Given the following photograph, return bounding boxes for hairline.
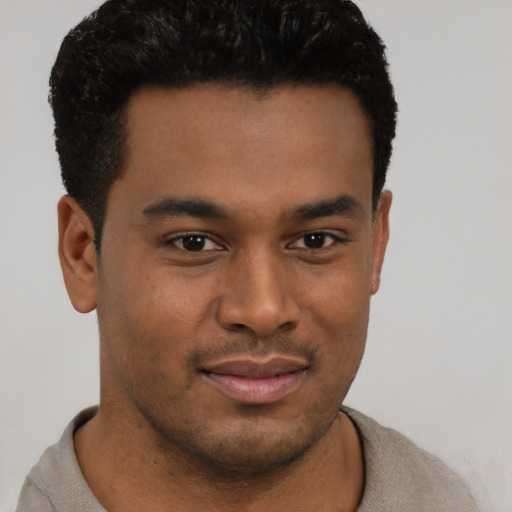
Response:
[93,80,379,251]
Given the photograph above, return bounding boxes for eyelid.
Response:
[287,230,347,249]
[160,229,347,252]
[164,232,225,251]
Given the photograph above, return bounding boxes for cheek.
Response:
[97,258,218,370]
[298,257,371,384]
[298,254,372,329]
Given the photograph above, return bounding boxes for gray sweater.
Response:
[16,406,478,511]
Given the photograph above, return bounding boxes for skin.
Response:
[58,84,391,512]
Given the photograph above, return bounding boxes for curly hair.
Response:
[50,0,397,246]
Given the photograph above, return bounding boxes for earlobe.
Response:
[57,195,98,313]
[371,190,392,295]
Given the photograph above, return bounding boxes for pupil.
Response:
[304,233,325,249]
[183,235,206,251]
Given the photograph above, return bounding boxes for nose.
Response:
[216,249,301,337]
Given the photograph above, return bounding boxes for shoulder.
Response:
[16,475,55,512]
[16,407,105,512]
[342,407,479,512]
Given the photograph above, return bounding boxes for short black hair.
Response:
[50,0,397,247]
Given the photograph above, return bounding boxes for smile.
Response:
[201,357,308,404]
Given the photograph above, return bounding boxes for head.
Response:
[50,0,396,249]
[55,0,396,476]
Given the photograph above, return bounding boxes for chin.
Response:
[155,413,336,478]
[180,436,313,477]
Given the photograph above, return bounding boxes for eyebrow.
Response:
[143,197,229,220]
[142,193,366,223]
[291,194,366,222]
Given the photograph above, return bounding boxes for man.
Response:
[16,1,478,511]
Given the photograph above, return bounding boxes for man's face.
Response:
[93,84,389,471]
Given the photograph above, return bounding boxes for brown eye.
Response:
[288,231,345,251]
[181,235,207,251]
[167,233,223,253]
[303,232,326,249]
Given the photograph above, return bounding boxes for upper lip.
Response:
[202,356,308,379]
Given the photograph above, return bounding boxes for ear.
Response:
[371,190,392,295]
[57,195,98,313]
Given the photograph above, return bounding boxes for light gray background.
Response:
[1,1,511,511]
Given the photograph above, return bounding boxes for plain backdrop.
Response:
[1,1,511,511]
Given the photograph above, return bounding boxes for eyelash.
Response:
[165,233,223,253]
[164,231,346,253]
[288,231,346,250]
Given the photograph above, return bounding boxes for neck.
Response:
[74,402,364,512]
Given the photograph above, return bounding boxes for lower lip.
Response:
[203,370,306,404]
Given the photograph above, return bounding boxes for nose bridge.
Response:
[217,245,300,335]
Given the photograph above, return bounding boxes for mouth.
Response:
[201,356,308,405]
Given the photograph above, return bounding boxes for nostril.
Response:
[216,288,302,336]
[280,321,297,331]
[228,323,249,332]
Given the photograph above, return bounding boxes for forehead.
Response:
[110,84,373,222]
